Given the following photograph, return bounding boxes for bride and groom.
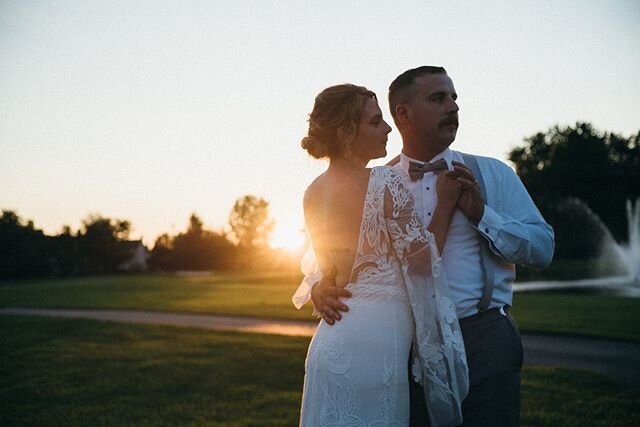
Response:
[293,66,554,426]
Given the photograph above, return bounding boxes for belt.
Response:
[459,306,509,328]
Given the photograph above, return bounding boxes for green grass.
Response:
[516,258,624,281]
[2,273,640,341]
[512,292,640,341]
[0,315,308,426]
[1,316,638,427]
[0,273,314,320]
[520,366,640,427]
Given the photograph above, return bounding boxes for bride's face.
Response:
[350,98,392,162]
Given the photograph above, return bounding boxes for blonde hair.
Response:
[301,84,377,159]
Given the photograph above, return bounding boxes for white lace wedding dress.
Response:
[294,166,469,427]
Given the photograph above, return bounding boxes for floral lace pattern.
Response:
[379,167,469,427]
[299,166,468,427]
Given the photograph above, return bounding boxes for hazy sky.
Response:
[1,0,638,248]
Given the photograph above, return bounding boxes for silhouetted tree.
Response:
[173,214,213,270]
[49,225,78,276]
[228,195,275,249]
[509,122,640,258]
[149,233,175,271]
[77,215,132,274]
[1,211,151,278]
[0,210,49,278]
[149,213,237,271]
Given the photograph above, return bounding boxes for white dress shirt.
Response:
[397,149,554,318]
[292,149,555,318]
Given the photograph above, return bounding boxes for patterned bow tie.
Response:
[408,158,449,181]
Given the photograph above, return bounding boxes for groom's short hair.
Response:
[388,66,447,123]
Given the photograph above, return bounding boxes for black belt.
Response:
[459,306,509,328]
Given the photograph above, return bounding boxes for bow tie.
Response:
[408,158,449,181]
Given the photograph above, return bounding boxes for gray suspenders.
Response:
[460,153,495,312]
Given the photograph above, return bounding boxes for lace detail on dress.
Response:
[350,169,390,285]
[350,167,427,289]
[346,282,407,302]
[319,374,366,427]
[379,166,469,427]
[317,323,367,427]
[299,166,467,427]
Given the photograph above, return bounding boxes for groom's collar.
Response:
[399,148,453,171]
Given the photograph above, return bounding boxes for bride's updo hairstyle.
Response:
[301,84,377,159]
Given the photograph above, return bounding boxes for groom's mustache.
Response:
[439,115,459,128]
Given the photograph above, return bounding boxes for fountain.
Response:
[515,198,640,297]
[621,198,640,283]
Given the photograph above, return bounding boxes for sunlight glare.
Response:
[270,224,305,252]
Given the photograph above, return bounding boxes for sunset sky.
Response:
[1,0,638,249]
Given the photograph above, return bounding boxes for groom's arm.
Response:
[477,167,554,269]
[310,269,351,326]
[454,160,554,269]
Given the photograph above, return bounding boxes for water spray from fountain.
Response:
[622,198,640,284]
[516,198,640,296]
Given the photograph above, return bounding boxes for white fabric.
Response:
[397,149,554,318]
[398,150,484,318]
[299,166,468,427]
[292,244,323,310]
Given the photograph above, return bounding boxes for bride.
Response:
[293,84,469,426]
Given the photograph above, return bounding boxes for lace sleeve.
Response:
[291,239,323,310]
[383,171,434,276]
[383,167,469,427]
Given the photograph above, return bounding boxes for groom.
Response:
[311,66,554,426]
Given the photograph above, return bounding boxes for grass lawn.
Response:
[512,291,640,341]
[1,315,306,427]
[0,273,315,321]
[1,316,638,427]
[2,273,640,341]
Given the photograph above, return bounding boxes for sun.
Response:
[270,224,305,252]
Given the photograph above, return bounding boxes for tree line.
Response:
[3,122,637,279]
[0,195,294,279]
[509,122,639,260]
[0,212,134,278]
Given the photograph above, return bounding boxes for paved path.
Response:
[521,333,640,384]
[2,307,639,384]
[0,307,317,337]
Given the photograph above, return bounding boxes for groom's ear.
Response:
[394,104,410,127]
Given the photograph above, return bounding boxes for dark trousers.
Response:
[410,308,523,427]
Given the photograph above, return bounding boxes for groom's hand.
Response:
[310,267,351,325]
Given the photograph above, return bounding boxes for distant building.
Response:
[118,240,150,272]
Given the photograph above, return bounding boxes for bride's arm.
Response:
[427,170,462,254]
[384,169,460,266]
[384,168,469,427]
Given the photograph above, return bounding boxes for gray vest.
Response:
[460,153,495,311]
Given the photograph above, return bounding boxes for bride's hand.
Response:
[452,161,485,225]
[310,267,351,325]
[436,170,462,210]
